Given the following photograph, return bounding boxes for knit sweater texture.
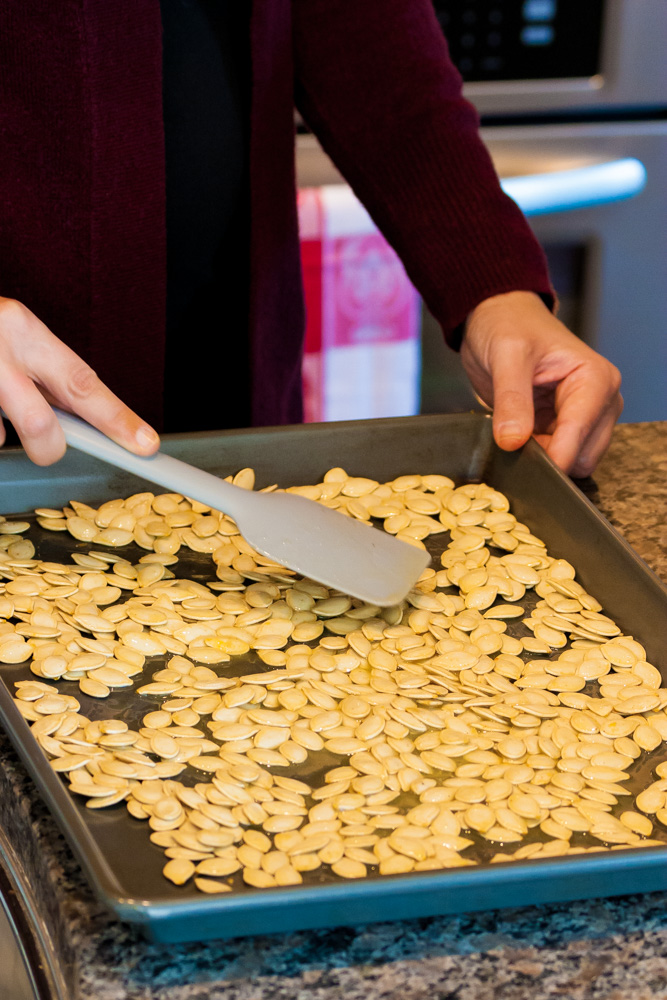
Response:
[0,0,553,432]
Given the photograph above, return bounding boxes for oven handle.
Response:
[501,157,646,216]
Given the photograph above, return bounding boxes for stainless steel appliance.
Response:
[434,0,666,113]
[296,0,667,423]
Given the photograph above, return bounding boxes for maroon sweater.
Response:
[0,0,552,432]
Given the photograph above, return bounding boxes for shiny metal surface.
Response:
[0,844,63,1000]
[0,825,70,1000]
[0,896,39,1000]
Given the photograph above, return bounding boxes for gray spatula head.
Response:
[233,488,430,605]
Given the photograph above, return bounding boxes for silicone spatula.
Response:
[49,408,430,606]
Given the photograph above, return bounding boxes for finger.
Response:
[489,342,536,451]
[0,370,66,465]
[546,369,621,474]
[21,333,160,456]
[569,392,623,478]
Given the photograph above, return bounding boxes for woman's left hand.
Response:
[460,290,623,477]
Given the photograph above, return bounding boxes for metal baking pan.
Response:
[0,413,665,943]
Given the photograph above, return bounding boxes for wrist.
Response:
[465,290,547,332]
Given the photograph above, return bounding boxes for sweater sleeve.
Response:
[292,0,555,347]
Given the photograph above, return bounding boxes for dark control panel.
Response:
[432,0,605,82]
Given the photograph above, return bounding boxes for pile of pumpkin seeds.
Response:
[1,467,666,894]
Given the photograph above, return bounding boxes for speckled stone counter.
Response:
[1,422,666,1000]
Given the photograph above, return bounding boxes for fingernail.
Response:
[136,425,159,449]
[497,422,524,446]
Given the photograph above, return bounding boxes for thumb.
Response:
[490,342,536,452]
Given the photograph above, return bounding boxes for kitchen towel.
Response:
[299,186,421,423]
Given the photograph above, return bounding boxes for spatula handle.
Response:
[51,408,242,518]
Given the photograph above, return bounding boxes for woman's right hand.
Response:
[0,297,160,466]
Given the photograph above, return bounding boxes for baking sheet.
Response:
[0,413,666,943]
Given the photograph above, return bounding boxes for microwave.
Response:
[432,0,667,116]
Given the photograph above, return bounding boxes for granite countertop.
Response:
[1,421,666,1000]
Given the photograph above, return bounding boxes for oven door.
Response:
[297,120,667,424]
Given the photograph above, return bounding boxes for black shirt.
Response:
[159,0,251,433]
